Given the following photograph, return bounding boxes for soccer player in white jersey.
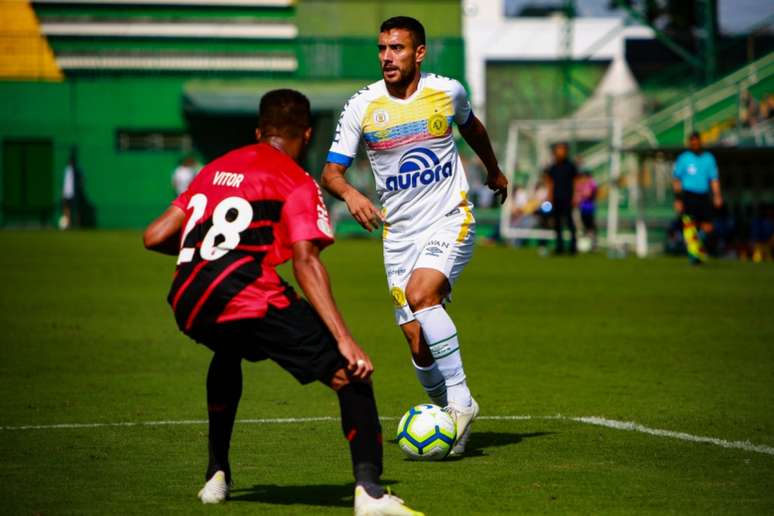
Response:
[321,16,508,456]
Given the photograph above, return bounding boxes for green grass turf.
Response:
[0,230,773,515]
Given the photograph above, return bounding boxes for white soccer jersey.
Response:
[327,73,474,240]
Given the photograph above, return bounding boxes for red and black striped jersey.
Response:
[167,143,334,333]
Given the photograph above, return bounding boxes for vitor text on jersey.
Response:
[212,171,245,188]
[386,147,452,192]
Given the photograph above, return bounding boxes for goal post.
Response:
[500,116,650,257]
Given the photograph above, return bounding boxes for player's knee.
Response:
[326,368,350,391]
[405,288,440,312]
[326,368,372,391]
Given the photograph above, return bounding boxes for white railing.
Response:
[578,52,774,170]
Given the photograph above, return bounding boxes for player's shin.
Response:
[206,353,242,483]
[413,305,471,408]
[336,381,384,498]
[412,359,448,406]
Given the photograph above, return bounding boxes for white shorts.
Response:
[383,207,475,325]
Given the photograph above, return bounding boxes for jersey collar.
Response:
[384,73,425,105]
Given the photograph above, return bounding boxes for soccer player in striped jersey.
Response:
[144,89,421,516]
[321,17,508,456]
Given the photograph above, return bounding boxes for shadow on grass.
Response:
[466,430,556,452]
[390,430,556,461]
[229,479,399,507]
[463,430,556,457]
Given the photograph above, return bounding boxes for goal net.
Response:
[500,116,652,257]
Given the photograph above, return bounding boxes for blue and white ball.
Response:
[396,404,456,460]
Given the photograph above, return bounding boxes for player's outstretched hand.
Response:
[338,337,374,380]
[343,190,383,232]
[487,171,509,205]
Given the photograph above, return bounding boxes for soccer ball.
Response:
[396,404,456,460]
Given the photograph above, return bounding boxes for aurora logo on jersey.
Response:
[385,147,452,192]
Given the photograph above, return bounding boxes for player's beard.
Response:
[383,61,418,89]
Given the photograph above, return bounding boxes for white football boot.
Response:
[445,397,480,456]
[197,470,229,504]
[354,485,424,516]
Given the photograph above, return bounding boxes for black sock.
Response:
[205,352,242,483]
[337,381,383,495]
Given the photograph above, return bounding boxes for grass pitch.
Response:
[0,230,773,515]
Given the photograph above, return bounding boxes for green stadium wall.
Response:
[0,78,188,228]
[297,0,461,38]
[0,0,464,228]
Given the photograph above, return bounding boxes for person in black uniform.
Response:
[544,142,578,255]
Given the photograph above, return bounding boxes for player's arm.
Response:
[672,158,684,213]
[323,92,383,232]
[709,156,723,208]
[672,177,683,194]
[143,205,185,255]
[321,163,383,232]
[458,115,508,204]
[543,170,554,202]
[571,164,581,206]
[711,179,722,208]
[672,178,684,214]
[291,240,373,380]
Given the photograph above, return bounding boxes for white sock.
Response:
[412,359,447,406]
[413,305,472,408]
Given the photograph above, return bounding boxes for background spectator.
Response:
[574,170,598,251]
[172,154,200,196]
[544,142,578,255]
[58,147,83,230]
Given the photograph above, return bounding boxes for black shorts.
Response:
[682,191,713,223]
[580,211,595,231]
[187,298,346,385]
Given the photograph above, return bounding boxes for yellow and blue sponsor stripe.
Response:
[363,116,452,150]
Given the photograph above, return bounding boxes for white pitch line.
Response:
[572,416,774,456]
[0,417,339,431]
[478,415,563,421]
[0,415,534,431]
[1,415,772,457]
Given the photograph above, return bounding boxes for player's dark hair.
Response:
[380,16,426,47]
[258,89,311,138]
[689,131,701,140]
